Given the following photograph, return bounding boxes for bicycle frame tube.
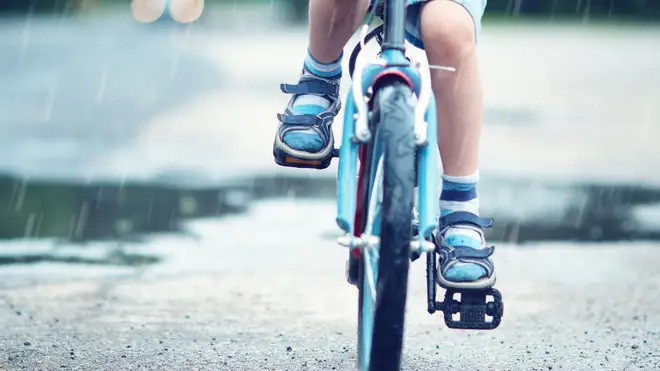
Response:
[382,0,407,51]
[336,0,439,242]
[418,96,439,239]
[336,89,359,234]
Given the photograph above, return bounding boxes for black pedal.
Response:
[436,287,503,330]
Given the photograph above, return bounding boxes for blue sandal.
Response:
[434,211,497,289]
[273,70,341,169]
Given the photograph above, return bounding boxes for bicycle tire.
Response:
[365,79,416,371]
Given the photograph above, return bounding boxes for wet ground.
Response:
[1,5,660,370]
[1,200,659,370]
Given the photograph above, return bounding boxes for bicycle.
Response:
[275,0,504,369]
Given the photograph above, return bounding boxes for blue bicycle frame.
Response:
[334,0,439,369]
[336,0,438,253]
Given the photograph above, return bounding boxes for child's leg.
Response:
[309,0,370,63]
[419,0,495,288]
[422,0,484,177]
[274,0,370,163]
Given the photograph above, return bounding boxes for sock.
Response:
[284,49,342,152]
[440,172,480,217]
[291,48,342,115]
[439,172,486,281]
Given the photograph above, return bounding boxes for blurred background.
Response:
[0,0,658,272]
[0,1,659,369]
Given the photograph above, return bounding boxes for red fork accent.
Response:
[373,70,413,89]
[351,144,369,260]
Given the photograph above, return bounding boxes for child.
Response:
[273,0,494,289]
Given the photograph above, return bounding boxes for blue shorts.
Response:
[391,0,487,49]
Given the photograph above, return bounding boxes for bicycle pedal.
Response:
[273,148,337,170]
[284,156,324,167]
[436,288,503,330]
[273,155,330,170]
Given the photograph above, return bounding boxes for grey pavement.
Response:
[1,8,660,371]
[1,200,660,370]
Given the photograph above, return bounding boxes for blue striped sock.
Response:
[303,48,343,79]
[292,49,343,116]
[439,172,480,217]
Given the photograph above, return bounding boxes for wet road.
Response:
[2,200,660,370]
[1,7,660,370]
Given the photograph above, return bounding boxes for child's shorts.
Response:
[374,0,487,49]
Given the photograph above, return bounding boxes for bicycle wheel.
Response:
[357,79,416,371]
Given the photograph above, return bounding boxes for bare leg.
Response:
[421,0,482,177]
[308,0,370,63]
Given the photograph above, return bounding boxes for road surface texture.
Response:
[1,201,659,370]
[1,5,660,371]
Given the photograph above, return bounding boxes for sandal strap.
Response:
[277,112,320,126]
[437,244,495,277]
[446,245,495,260]
[439,211,494,230]
[280,78,339,96]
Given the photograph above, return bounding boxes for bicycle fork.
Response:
[334,53,503,331]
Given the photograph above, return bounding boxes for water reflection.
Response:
[4,172,658,247]
[0,173,250,242]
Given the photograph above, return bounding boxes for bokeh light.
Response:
[131,0,166,23]
[169,0,204,24]
[131,0,203,24]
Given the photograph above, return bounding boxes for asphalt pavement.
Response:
[1,6,660,371]
[1,200,659,370]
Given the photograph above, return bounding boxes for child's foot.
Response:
[434,211,496,289]
[273,50,342,168]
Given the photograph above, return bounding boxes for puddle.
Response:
[0,172,659,269]
[0,251,158,267]
[249,173,660,244]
